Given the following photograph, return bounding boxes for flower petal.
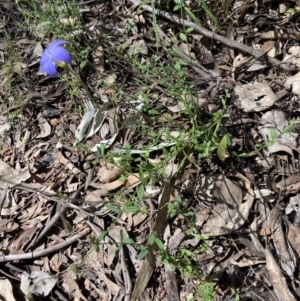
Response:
[39,59,58,76]
[40,49,51,65]
[51,47,72,64]
[47,39,69,50]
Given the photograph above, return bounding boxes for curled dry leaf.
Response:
[164,262,180,301]
[36,117,51,138]
[57,150,82,175]
[89,173,142,195]
[0,115,11,136]
[97,162,126,183]
[0,219,18,233]
[105,226,129,266]
[276,172,300,195]
[269,207,296,279]
[75,95,97,142]
[0,190,18,216]
[129,38,148,55]
[287,222,300,257]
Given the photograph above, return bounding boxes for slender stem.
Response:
[66,65,101,110]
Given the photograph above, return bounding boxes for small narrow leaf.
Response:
[105,204,120,213]
[154,237,165,250]
[217,135,228,161]
[179,33,187,42]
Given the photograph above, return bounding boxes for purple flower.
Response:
[39,40,72,76]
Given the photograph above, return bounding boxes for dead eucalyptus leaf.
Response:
[259,110,298,156]
[62,270,88,301]
[0,278,16,301]
[36,117,51,138]
[97,162,125,183]
[21,271,57,297]
[202,179,254,236]
[284,71,300,96]
[57,150,82,175]
[234,83,279,112]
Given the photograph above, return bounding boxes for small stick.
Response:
[0,185,7,215]
[121,247,133,301]
[27,189,82,250]
[0,228,90,262]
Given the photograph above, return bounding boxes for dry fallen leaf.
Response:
[234,83,279,112]
[57,150,82,175]
[10,227,39,253]
[36,117,52,138]
[250,219,297,301]
[97,162,126,183]
[21,271,57,297]
[277,172,300,195]
[0,278,16,301]
[202,178,254,236]
[62,270,88,301]
[259,110,298,156]
[284,71,300,96]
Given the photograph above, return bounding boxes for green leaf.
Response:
[123,206,140,214]
[149,233,156,245]
[217,135,228,161]
[183,6,202,27]
[105,204,120,213]
[155,237,165,250]
[285,8,296,14]
[137,184,144,200]
[97,230,108,243]
[138,249,149,260]
[122,238,135,245]
[179,33,187,42]
[193,0,219,29]
[173,4,182,11]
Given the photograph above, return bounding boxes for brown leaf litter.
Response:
[2,0,300,300]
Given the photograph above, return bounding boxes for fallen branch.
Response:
[130,0,297,73]
[0,228,90,262]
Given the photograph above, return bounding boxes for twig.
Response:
[54,289,69,301]
[27,189,82,250]
[129,0,297,72]
[27,203,69,250]
[14,184,94,217]
[0,267,20,281]
[0,185,7,215]
[0,228,90,262]
[76,0,101,5]
[120,247,133,301]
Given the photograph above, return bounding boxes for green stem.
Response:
[66,65,101,110]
